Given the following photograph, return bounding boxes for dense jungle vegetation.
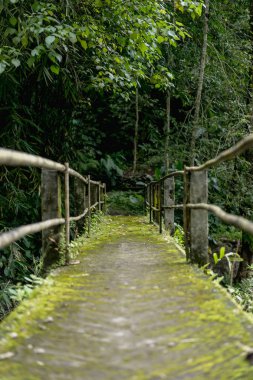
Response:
[1,0,253,316]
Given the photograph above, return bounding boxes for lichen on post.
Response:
[41,169,63,271]
[74,178,86,235]
[164,177,175,235]
[189,170,208,266]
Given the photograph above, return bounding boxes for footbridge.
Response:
[1,136,253,379]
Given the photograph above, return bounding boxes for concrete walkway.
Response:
[0,216,253,379]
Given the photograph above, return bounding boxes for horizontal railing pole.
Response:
[70,209,89,222]
[148,171,184,185]
[90,180,100,185]
[0,218,65,250]
[187,203,253,235]
[162,204,184,209]
[185,134,253,172]
[69,168,88,184]
[91,201,99,210]
[0,148,65,172]
[161,171,184,181]
[0,147,107,261]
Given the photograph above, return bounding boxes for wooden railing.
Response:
[146,134,253,266]
[0,148,106,270]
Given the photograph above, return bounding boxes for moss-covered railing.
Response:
[0,148,106,270]
[146,134,253,266]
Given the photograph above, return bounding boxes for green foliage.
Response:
[213,246,225,265]
[100,155,123,187]
[227,271,253,313]
[7,275,45,303]
[173,223,185,247]
[89,211,106,234]
[210,246,243,286]
[107,191,144,215]
[0,274,45,320]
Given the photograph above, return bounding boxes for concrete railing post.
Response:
[98,183,102,211]
[64,163,70,264]
[74,178,86,235]
[90,183,96,209]
[189,170,208,266]
[159,182,162,233]
[149,185,152,223]
[154,184,159,224]
[164,177,175,235]
[102,183,106,212]
[88,175,91,236]
[41,169,62,270]
[183,169,190,260]
[143,186,147,215]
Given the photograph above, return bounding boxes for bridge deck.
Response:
[0,216,253,379]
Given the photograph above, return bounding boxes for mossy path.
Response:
[0,216,253,379]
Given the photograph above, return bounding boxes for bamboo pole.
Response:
[186,134,253,172]
[0,148,65,171]
[187,203,253,236]
[0,218,64,250]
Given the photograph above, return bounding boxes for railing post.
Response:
[98,182,101,211]
[88,175,91,236]
[189,170,208,266]
[164,177,175,234]
[41,169,62,270]
[149,184,152,223]
[64,163,70,264]
[153,184,158,224]
[103,183,106,211]
[159,181,162,233]
[183,168,190,260]
[74,178,86,236]
[90,183,96,209]
[143,185,147,215]
[152,184,155,222]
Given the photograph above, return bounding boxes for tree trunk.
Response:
[164,1,176,174]
[164,91,171,174]
[190,0,209,165]
[133,86,139,174]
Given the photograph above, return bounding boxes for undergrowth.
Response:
[107,191,144,215]
[228,276,253,313]
[0,211,105,320]
[166,222,253,315]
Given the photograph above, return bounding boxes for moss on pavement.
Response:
[0,216,253,379]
